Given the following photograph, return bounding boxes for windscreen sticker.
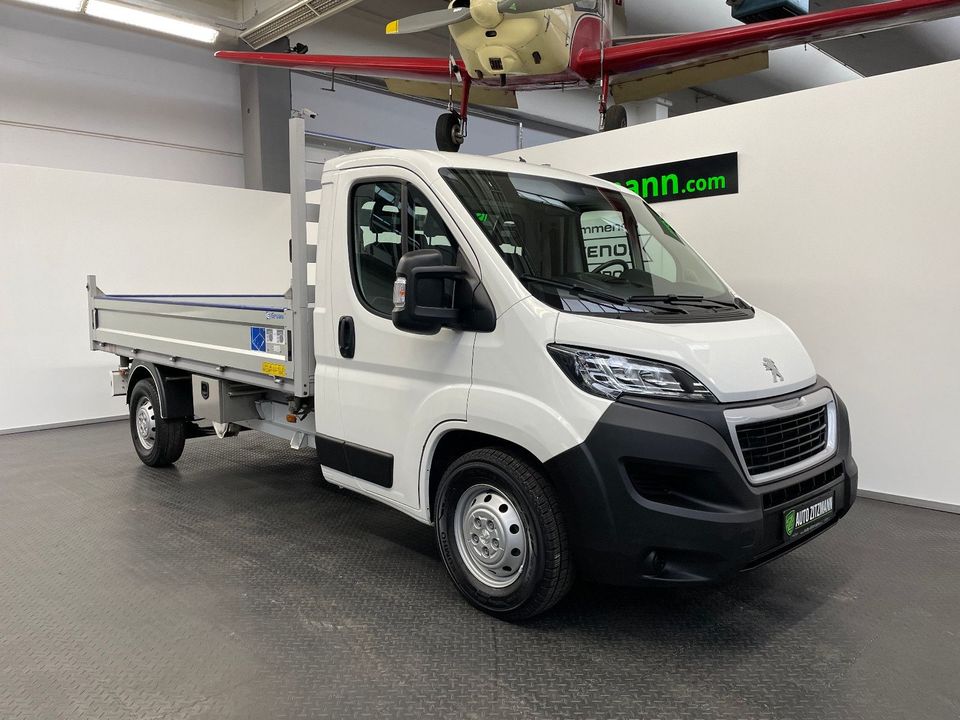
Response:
[580,210,634,274]
[250,327,287,354]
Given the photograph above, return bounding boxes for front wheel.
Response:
[435,448,573,620]
[129,379,185,467]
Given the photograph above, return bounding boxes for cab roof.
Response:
[323,149,625,193]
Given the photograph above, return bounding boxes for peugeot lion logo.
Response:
[763,358,784,383]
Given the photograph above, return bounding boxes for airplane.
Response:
[216,0,960,152]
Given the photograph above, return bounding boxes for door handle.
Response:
[338,316,355,359]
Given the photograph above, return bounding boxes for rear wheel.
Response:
[129,379,185,467]
[436,112,464,152]
[435,448,573,620]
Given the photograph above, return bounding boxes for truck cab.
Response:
[88,127,856,620]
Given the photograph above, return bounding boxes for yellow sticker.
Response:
[262,361,287,378]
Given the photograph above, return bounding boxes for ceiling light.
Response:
[240,0,364,50]
[84,0,220,43]
[12,0,84,12]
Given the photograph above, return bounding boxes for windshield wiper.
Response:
[519,275,687,314]
[519,275,627,305]
[627,294,741,310]
[627,294,703,303]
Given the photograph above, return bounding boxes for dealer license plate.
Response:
[783,491,835,541]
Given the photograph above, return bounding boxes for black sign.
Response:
[596,152,739,204]
[783,491,835,542]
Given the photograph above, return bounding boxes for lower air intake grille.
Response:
[762,463,843,510]
[736,405,829,476]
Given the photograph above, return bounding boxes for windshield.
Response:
[441,168,750,320]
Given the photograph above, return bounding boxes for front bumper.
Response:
[544,378,858,585]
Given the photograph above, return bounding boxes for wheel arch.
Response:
[126,361,194,419]
[423,426,553,523]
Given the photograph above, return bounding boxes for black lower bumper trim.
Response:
[544,379,858,586]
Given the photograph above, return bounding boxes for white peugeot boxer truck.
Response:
[87,123,856,619]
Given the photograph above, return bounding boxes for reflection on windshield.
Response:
[440,168,750,320]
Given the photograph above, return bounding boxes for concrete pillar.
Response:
[240,39,292,192]
[624,97,673,125]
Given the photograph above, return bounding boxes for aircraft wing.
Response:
[574,0,960,81]
[214,51,458,83]
[214,51,520,108]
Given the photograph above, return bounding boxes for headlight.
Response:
[547,344,716,402]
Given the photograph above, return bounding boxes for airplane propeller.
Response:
[386,0,571,35]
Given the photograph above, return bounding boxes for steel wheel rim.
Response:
[453,483,527,589]
[134,396,157,450]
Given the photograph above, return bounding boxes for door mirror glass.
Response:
[392,248,465,334]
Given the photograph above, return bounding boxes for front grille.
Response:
[736,405,829,476]
[762,463,843,510]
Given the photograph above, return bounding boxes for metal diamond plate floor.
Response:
[1,422,958,720]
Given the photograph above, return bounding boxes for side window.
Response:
[351,182,403,315]
[574,0,599,10]
[409,186,458,265]
[350,181,459,316]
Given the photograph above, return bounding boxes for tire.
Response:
[129,379,186,467]
[435,112,464,152]
[602,104,628,132]
[435,448,573,620]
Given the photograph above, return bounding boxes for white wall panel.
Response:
[0,164,290,432]
[501,60,960,508]
[0,3,243,186]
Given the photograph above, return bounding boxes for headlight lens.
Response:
[547,344,716,402]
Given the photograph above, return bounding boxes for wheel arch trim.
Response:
[419,420,560,523]
[126,361,193,419]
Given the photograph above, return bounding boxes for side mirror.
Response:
[392,248,466,334]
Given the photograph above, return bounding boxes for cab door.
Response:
[323,167,478,512]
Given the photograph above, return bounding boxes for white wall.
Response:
[0,164,290,432]
[0,3,244,186]
[501,60,960,508]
